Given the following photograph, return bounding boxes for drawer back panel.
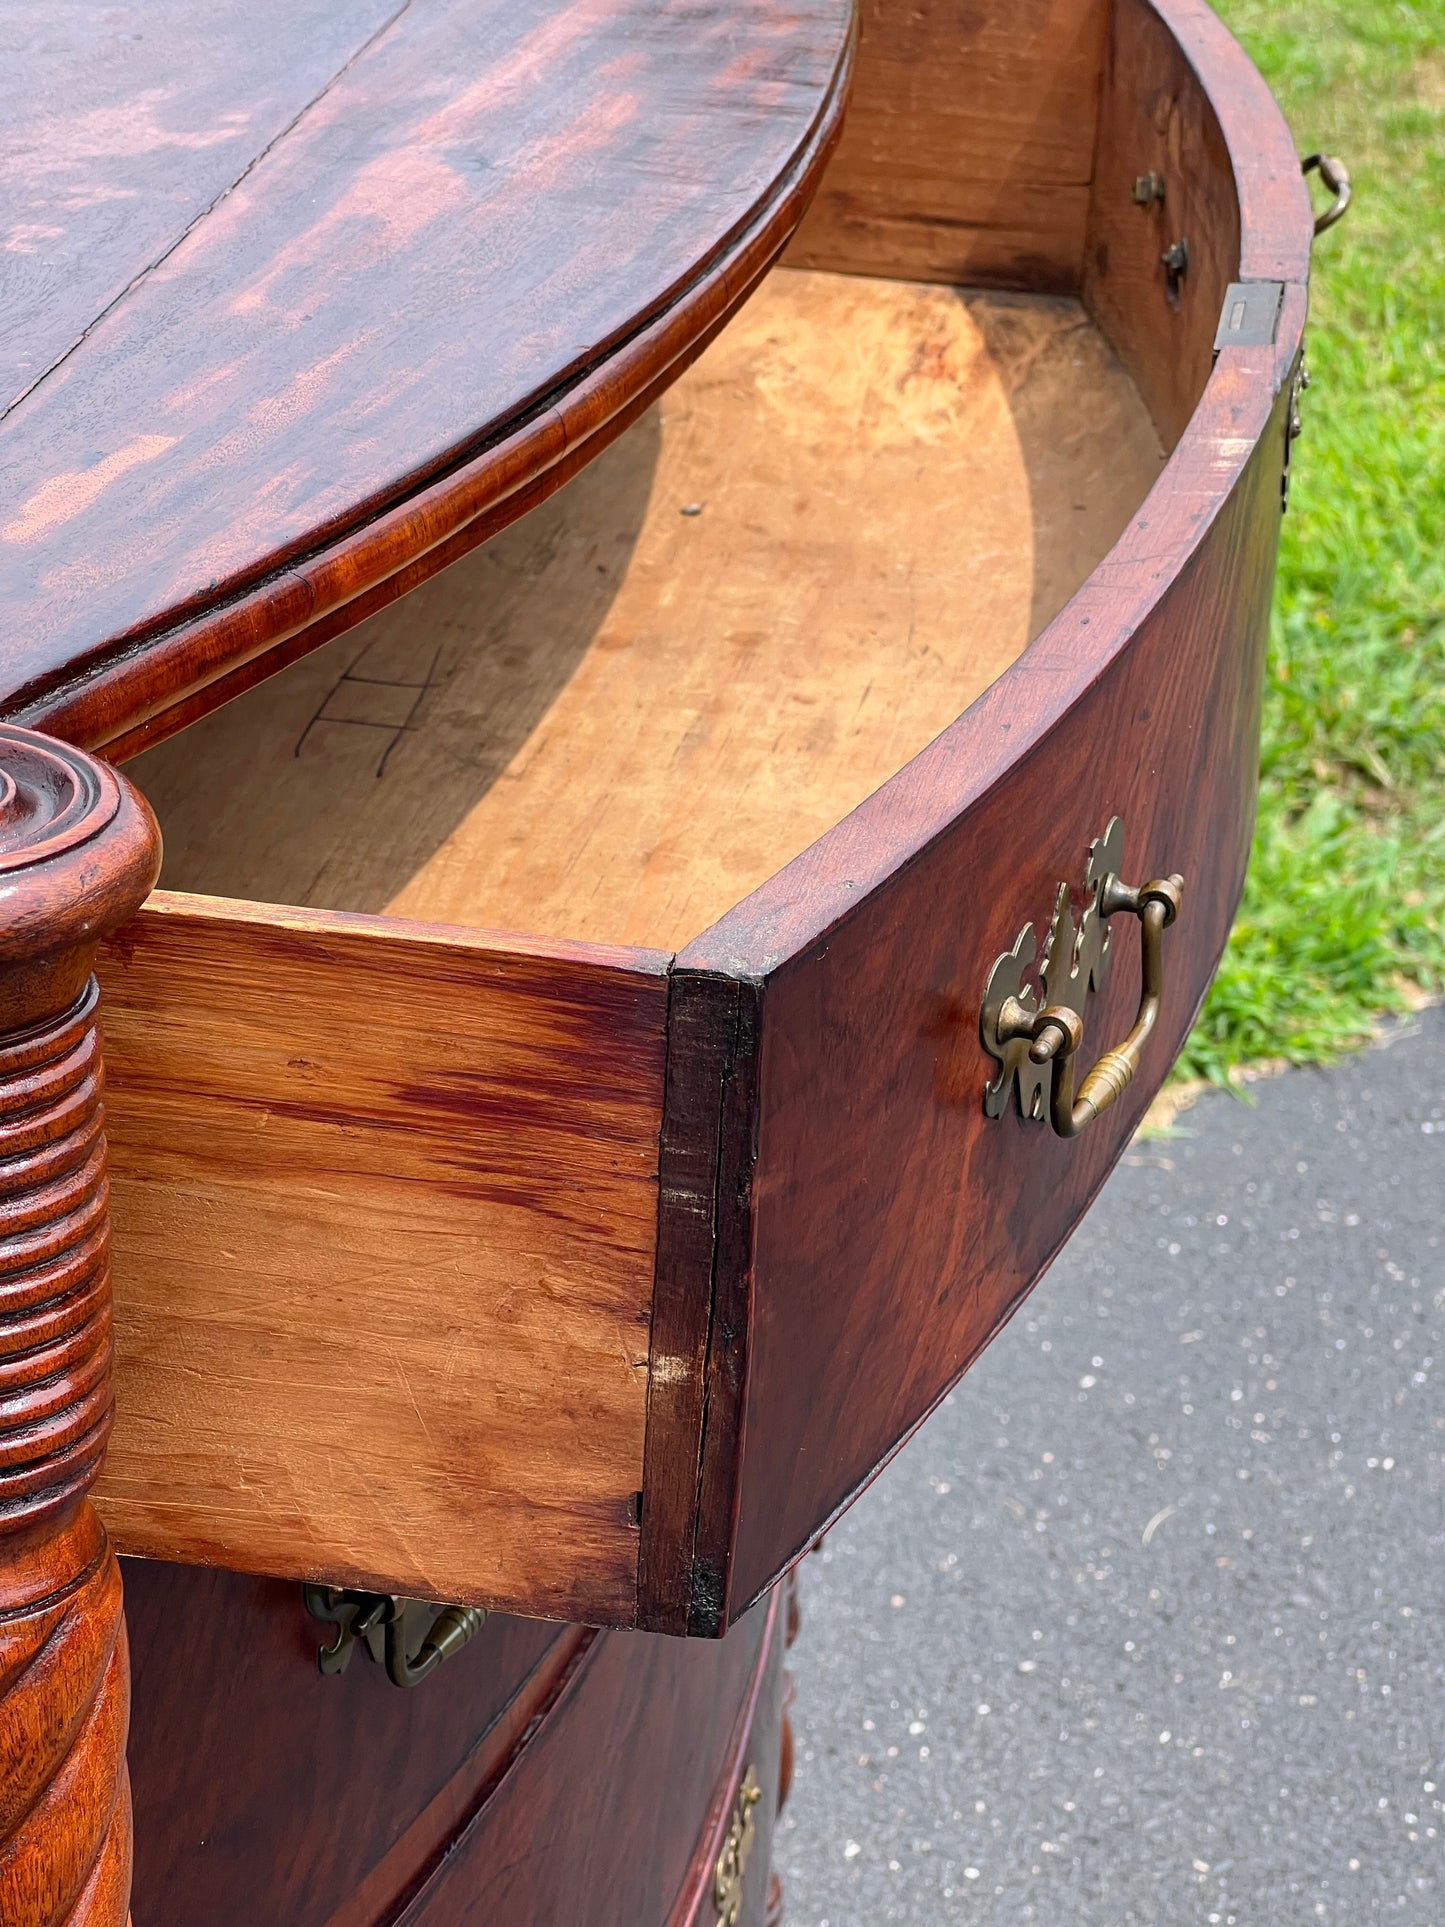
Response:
[95,893,669,1622]
[787,0,1108,293]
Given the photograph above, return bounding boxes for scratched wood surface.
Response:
[93,893,670,1621]
[125,270,1162,952]
[0,0,853,744]
[0,0,400,410]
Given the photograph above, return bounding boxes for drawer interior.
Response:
[93,0,1263,1628]
[126,268,1163,954]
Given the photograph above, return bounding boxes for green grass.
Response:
[1175,0,1445,1083]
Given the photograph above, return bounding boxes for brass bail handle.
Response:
[1302,151,1351,235]
[1024,874,1183,1137]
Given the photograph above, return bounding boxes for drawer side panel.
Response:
[96,897,668,1622]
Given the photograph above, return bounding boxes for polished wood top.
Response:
[0,0,853,745]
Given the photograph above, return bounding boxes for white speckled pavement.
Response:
[780,1009,1443,1927]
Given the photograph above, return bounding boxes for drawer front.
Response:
[126,1561,572,1926]
[73,0,1314,1646]
[668,338,1303,1629]
[637,0,1317,1635]
[126,1563,784,1927]
[399,1590,785,1927]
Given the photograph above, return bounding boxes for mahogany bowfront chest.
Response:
[0,0,1325,1918]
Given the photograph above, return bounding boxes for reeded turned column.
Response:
[0,727,159,1926]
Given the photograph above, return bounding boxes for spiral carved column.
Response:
[0,728,160,1927]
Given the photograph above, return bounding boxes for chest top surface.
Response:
[0,0,853,735]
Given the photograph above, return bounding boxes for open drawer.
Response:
[90,0,1315,1635]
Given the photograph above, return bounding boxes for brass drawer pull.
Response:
[981,820,1183,1138]
[303,1584,487,1688]
[1302,151,1351,235]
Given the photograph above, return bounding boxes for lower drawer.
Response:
[126,1563,786,1927]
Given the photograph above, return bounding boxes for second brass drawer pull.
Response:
[303,1584,487,1688]
[1302,151,1351,236]
[981,820,1183,1138]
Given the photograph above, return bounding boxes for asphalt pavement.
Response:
[778,1007,1444,1926]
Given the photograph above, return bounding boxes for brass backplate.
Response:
[713,1764,762,1924]
[980,819,1123,1123]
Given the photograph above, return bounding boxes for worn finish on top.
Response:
[0,0,853,720]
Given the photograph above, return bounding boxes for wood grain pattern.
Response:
[0,0,854,750]
[0,728,159,1927]
[124,1560,574,1927]
[125,1566,784,1927]
[399,1589,783,1927]
[665,1587,786,1927]
[639,970,747,1636]
[1128,0,1316,287]
[718,365,1298,1617]
[93,893,669,1620]
[124,276,1162,951]
[4,0,1311,1658]
[0,0,400,412]
[788,0,1107,290]
[318,1626,591,1927]
[0,30,1318,1927]
[651,0,1315,1627]
[1082,0,1311,443]
[1083,0,1239,444]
